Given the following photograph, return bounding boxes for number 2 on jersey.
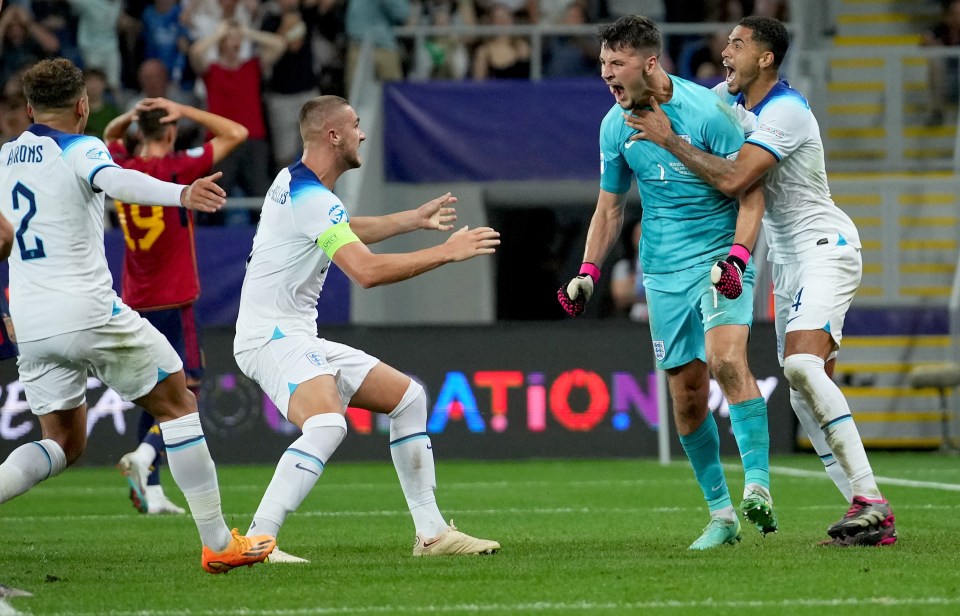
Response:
[11,182,45,260]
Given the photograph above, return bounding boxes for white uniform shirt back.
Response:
[234,161,350,353]
[713,81,860,264]
[0,125,120,342]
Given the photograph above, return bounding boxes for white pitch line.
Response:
[36,596,960,616]
[766,464,960,491]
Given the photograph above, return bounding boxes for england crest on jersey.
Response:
[653,340,666,362]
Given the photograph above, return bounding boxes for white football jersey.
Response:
[234,162,354,353]
[713,82,860,264]
[0,125,121,342]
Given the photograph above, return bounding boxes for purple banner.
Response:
[383,78,613,183]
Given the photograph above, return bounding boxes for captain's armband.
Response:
[316,222,361,258]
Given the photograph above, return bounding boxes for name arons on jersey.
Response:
[6,144,43,165]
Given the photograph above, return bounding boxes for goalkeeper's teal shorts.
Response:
[644,260,756,371]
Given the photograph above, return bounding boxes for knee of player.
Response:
[708,354,746,391]
[782,353,825,391]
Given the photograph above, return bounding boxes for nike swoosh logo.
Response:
[711,483,724,492]
[740,450,754,459]
[426,444,432,449]
[706,311,727,322]
[295,462,319,476]
[422,537,442,548]
[625,140,635,149]
[787,316,800,324]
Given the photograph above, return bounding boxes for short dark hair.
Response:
[739,16,789,68]
[598,15,662,56]
[22,58,86,112]
[139,108,171,142]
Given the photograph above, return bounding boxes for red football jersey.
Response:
[110,141,214,310]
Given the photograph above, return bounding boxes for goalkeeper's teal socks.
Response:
[679,412,732,514]
[729,397,770,490]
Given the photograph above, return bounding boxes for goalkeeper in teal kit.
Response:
[558,15,775,549]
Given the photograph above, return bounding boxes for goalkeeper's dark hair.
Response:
[22,58,86,112]
[739,16,789,68]
[598,15,662,57]
[139,108,171,142]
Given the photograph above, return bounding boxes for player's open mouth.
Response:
[725,65,736,84]
[609,84,625,100]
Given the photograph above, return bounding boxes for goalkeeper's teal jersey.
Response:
[599,75,744,275]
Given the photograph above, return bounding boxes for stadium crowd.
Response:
[0,0,789,205]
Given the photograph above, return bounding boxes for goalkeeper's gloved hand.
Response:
[711,244,750,300]
[558,263,600,317]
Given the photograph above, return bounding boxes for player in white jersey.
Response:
[234,95,501,562]
[626,16,896,547]
[0,58,276,573]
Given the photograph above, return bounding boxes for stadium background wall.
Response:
[0,322,795,465]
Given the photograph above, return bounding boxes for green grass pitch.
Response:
[2,453,959,615]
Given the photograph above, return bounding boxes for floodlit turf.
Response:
[1,453,959,615]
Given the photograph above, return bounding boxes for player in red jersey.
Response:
[104,98,247,514]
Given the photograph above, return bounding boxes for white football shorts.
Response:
[772,243,862,365]
[235,335,379,419]
[17,303,183,415]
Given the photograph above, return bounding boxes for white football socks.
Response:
[784,354,881,500]
[790,388,853,502]
[0,439,66,503]
[389,381,448,538]
[159,413,231,550]
[248,413,346,539]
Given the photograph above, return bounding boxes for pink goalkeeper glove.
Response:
[711,244,750,300]
[558,263,600,317]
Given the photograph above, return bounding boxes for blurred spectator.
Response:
[922,0,960,125]
[261,0,322,168]
[83,68,122,139]
[67,0,125,101]
[142,0,192,85]
[0,94,30,141]
[0,5,60,87]
[128,58,203,149]
[407,0,476,81]
[344,0,410,96]
[182,0,259,63]
[471,3,531,80]
[475,0,536,22]
[609,219,647,322]
[306,0,347,97]
[751,0,789,20]
[30,0,82,67]
[678,28,728,86]
[190,20,286,204]
[606,0,664,21]
[544,1,599,78]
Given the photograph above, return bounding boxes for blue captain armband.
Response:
[316,222,361,258]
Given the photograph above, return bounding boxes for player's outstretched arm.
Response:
[179,171,228,212]
[558,190,627,317]
[94,167,226,212]
[350,192,458,245]
[331,224,499,289]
